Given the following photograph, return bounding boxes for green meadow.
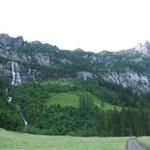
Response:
[0,128,129,150]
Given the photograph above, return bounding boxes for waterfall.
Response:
[8,96,12,103]
[7,61,21,102]
[15,62,21,84]
[24,119,28,127]
[10,61,21,104]
[11,61,21,85]
[20,111,28,127]
[9,61,28,127]
[5,88,12,103]
[11,62,15,85]
[5,88,8,96]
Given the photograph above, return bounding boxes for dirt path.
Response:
[128,139,146,150]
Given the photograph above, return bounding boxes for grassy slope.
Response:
[138,137,150,150]
[43,80,121,110]
[46,92,79,107]
[46,92,121,110]
[0,128,128,150]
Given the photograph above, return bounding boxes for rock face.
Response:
[0,34,12,47]
[0,34,58,66]
[134,41,150,55]
[0,34,24,49]
[102,70,150,93]
[0,48,55,66]
[0,60,37,83]
[1,34,150,94]
[13,36,24,49]
[33,52,54,66]
[77,71,95,80]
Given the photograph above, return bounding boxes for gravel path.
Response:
[128,139,146,150]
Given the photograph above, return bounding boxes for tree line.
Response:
[0,76,150,136]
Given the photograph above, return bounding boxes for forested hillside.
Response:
[0,34,150,136]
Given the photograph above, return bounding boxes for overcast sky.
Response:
[0,0,150,52]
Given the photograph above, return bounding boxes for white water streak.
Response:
[11,61,21,85]
[20,111,28,127]
[8,96,12,103]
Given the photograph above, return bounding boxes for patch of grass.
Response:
[138,136,150,150]
[0,128,129,150]
[94,100,121,111]
[45,91,121,110]
[40,80,122,110]
[46,92,79,107]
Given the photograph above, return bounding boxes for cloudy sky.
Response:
[0,0,150,52]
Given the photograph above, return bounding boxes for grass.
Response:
[46,91,121,110]
[94,100,121,111]
[138,136,150,150]
[0,128,129,150]
[46,92,79,107]
[42,80,122,110]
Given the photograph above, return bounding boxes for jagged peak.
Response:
[0,33,10,38]
[134,41,150,55]
[0,33,23,41]
[0,33,24,49]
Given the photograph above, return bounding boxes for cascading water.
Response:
[8,61,28,127]
[20,111,28,127]
[5,88,12,103]
[11,62,15,85]
[8,96,12,103]
[11,61,21,85]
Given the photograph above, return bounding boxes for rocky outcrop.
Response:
[0,34,12,47]
[13,36,24,49]
[0,60,37,83]
[77,71,96,80]
[102,70,150,93]
[135,43,148,54]
[33,52,54,66]
[1,33,150,94]
[0,48,54,66]
[0,34,24,49]
[134,41,150,55]
[0,34,57,66]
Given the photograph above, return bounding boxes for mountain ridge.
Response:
[1,33,150,54]
[1,33,150,137]
[1,33,150,94]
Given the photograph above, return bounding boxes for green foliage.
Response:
[0,78,150,136]
[46,92,79,107]
[18,42,59,53]
[138,137,150,150]
[1,36,150,138]
[0,76,23,131]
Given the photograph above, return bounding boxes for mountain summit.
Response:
[134,41,150,55]
[0,34,24,49]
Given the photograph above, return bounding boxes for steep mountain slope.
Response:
[1,34,150,137]
[1,33,150,94]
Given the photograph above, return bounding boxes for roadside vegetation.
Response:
[138,137,150,150]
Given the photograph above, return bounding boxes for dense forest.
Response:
[0,76,150,137]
